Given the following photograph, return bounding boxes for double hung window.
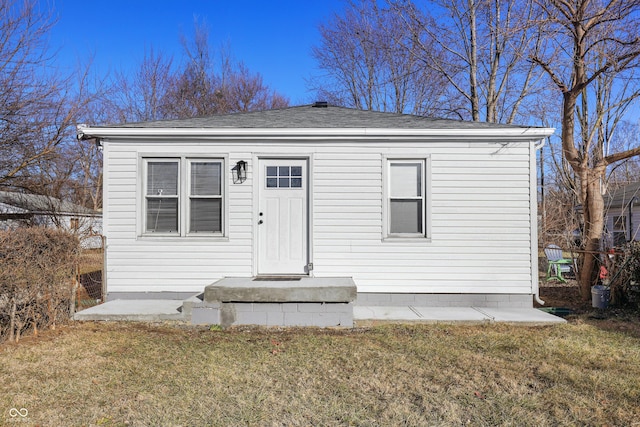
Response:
[386,159,428,238]
[144,158,223,235]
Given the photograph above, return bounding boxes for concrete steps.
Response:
[190,277,357,327]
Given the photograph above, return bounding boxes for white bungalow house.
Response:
[77,103,554,327]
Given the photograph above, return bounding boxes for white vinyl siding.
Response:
[103,139,535,296]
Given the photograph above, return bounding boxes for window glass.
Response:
[146,198,178,232]
[266,164,303,188]
[191,162,221,196]
[390,163,421,197]
[190,199,221,232]
[390,200,422,234]
[147,162,178,196]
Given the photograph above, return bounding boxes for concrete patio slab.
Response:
[74,299,185,322]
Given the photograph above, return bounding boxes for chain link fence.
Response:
[76,235,104,310]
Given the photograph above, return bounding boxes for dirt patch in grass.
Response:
[1,321,640,426]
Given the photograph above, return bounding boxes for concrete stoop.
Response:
[189,277,357,328]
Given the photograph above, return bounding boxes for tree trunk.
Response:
[578,169,606,300]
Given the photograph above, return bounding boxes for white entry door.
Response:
[257,159,308,275]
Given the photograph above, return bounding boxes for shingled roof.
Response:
[0,191,98,216]
[101,103,539,130]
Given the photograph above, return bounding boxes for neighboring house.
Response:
[77,103,554,326]
[604,181,640,248]
[0,191,102,248]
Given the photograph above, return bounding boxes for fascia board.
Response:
[77,125,556,141]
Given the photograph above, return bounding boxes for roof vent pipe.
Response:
[312,101,328,108]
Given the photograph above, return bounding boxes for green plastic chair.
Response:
[545,244,573,283]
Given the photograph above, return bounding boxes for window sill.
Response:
[383,235,432,243]
[137,234,229,242]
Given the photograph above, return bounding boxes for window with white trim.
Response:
[144,158,224,235]
[386,159,427,237]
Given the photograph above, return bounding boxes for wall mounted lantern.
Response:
[233,160,247,184]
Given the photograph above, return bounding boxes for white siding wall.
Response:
[104,139,535,295]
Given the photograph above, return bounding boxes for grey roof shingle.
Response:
[104,104,540,130]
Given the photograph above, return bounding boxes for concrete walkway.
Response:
[74,300,185,322]
[74,299,566,325]
[354,306,566,325]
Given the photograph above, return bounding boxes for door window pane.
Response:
[266,164,304,188]
[279,177,290,187]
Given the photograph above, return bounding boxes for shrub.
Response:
[0,228,79,343]
[609,241,640,309]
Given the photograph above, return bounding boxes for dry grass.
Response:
[1,321,640,426]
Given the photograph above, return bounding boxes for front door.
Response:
[257,158,308,275]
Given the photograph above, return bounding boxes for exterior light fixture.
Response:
[234,160,247,184]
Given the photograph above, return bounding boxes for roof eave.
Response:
[77,125,555,141]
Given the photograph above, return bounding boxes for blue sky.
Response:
[46,0,345,104]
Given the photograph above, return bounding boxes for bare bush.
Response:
[0,228,79,343]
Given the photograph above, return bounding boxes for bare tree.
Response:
[162,21,289,118]
[312,0,448,115]
[108,48,174,123]
[531,0,640,300]
[0,0,91,194]
[224,63,289,112]
[391,0,545,123]
[104,21,289,121]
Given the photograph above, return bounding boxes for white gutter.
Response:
[77,125,555,141]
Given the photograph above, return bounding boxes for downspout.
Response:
[534,137,547,306]
[628,197,637,242]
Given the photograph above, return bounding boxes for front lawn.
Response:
[1,320,639,426]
